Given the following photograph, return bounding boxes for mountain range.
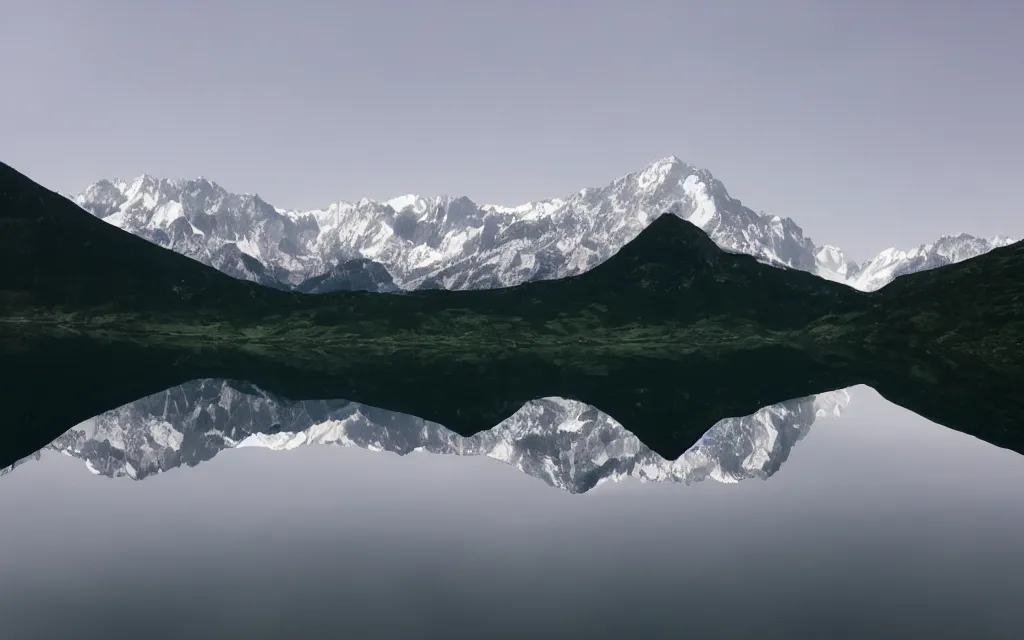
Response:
[72,156,1015,293]
[3,156,1019,491]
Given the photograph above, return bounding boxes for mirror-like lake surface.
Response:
[2,386,1022,639]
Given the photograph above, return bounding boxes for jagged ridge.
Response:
[72,156,1015,294]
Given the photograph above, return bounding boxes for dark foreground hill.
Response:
[1,161,1022,470]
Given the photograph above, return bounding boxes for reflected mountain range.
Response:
[2,160,1023,479]
[2,381,849,493]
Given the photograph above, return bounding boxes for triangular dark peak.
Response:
[577,212,725,286]
[625,212,720,254]
[0,161,49,221]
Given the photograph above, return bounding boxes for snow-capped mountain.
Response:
[1,380,851,493]
[72,156,1011,292]
[12,154,1006,489]
[848,233,1018,292]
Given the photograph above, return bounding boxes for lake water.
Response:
[1,386,1022,639]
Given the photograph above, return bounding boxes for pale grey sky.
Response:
[2,0,1022,260]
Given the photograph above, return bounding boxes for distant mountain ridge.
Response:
[74,156,1015,293]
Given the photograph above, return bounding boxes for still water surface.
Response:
[1,387,1022,639]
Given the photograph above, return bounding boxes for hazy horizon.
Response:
[4,0,1023,261]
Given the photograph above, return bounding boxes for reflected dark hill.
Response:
[5,336,869,471]
[1,380,851,493]
[2,161,1023,469]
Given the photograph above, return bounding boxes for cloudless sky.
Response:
[2,0,1022,260]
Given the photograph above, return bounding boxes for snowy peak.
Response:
[850,233,1017,292]
[930,233,1016,260]
[72,155,1011,295]
[633,155,694,191]
[814,244,860,283]
[74,173,322,283]
[651,154,685,167]
[74,178,126,219]
[385,193,433,215]
[815,244,846,270]
[77,155,799,290]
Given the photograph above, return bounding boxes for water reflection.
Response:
[2,388,1022,638]
[5,384,850,492]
